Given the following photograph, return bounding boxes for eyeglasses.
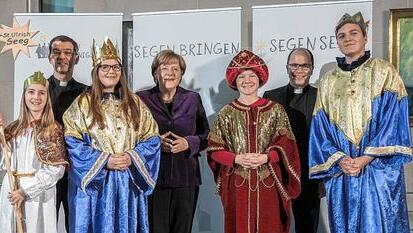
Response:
[50,49,75,58]
[287,63,312,71]
[99,64,122,72]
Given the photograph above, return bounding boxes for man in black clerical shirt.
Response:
[263,48,320,233]
[48,35,87,231]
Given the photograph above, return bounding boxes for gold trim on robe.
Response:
[273,145,300,182]
[127,150,156,188]
[309,151,346,175]
[269,165,291,201]
[81,152,110,192]
[364,145,413,155]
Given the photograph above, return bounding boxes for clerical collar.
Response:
[336,50,371,71]
[52,76,72,87]
[102,91,121,100]
[288,83,308,95]
[294,88,303,94]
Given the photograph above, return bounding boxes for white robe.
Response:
[0,128,65,233]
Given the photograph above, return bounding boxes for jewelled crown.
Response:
[24,71,47,89]
[335,11,369,35]
[92,37,121,67]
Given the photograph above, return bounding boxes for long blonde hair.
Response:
[5,81,58,141]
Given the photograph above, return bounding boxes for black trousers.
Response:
[56,173,69,231]
[292,184,320,233]
[148,186,199,233]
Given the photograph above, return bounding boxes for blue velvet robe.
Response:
[63,93,160,233]
[309,58,412,233]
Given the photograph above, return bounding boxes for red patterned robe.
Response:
[208,98,301,233]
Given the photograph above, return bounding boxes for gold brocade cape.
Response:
[208,100,301,199]
[314,58,407,146]
[5,123,68,166]
[64,93,159,154]
[63,93,159,192]
[208,100,295,155]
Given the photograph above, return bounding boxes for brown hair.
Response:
[335,22,367,37]
[151,50,186,84]
[5,81,58,141]
[84,60,141,130]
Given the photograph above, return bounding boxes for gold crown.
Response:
[92,36,121,66]
[335,12,369,35]
[24,71,47,89]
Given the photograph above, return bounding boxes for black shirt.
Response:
[48,76,88,124]
[336,50,371,71]
[263,84,317,187]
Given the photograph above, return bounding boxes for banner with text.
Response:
[133,8,241,117]
[133,8,241,233]
[253,0,373,94]
[13,13,122,117]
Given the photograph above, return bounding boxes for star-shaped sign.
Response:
[0,17,39,60]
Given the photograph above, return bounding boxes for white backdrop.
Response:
[13,13,123,117]
[133,7,241,117]
[133,8,241,233]
[253,0,373,95]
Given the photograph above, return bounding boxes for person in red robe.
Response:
[208,50,301,233]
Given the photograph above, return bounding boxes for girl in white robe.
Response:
[0,71,68,233]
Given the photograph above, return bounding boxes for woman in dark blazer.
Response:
[136,50,210,233]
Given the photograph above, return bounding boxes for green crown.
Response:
[24,71,47,89]
[336,12,369,35]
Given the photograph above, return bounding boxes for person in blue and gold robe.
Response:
[309,12,412,233]
[63,37,160,233]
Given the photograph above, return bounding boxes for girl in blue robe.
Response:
[63,37,160,233]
